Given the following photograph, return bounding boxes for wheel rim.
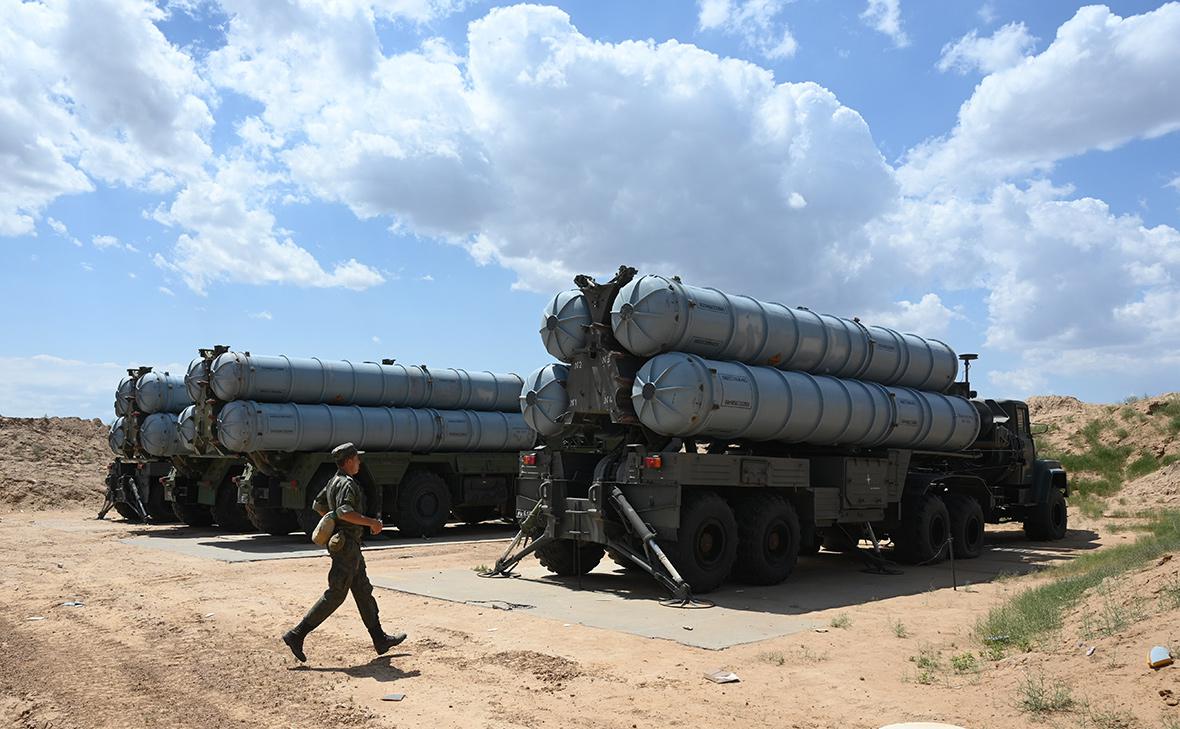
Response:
[930,514,948,548]
[764,518,791,562]
[695,517,726,568]
[417,491,439,518]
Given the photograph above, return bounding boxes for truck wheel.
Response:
[1023,489,1068,541]
[893,494,951,564]
[171,501,214,527]
[395,470,452,537]
[537,539,605,576]
[943,493,985,559]
[245,504,299,536]
[212,480,254,532]
[732,494,800,585]
[661,490,737,594]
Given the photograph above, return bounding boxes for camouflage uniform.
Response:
[289,469,384,642]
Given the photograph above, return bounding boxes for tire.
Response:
[113,502,143,522]
[245,504,299,536]
[943,493,985,559]
[661,490,737,594]
[452,505,498,525]
[1023,488,1068,541]
[212,479,254,532]
[536,539,605,576]
[171,500,214,527]
[732,493,801,585]
[395,470,452,537]
[893,493,951,564]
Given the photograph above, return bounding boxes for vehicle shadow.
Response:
[522,527,1102,616]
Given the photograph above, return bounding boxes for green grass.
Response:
[950,652,979,674]
[830,613,851,629]
[978,510,1180,651]
[909,646,942,685]
[1016,672,1075,715]
[891,620,908,638]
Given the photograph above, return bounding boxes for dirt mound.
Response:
[0,416,110,512]
[1120,463,1180,510]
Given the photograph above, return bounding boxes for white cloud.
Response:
[419,274,434,281]
[158,286,175,296]
[0,0,215,236]
[977,3,997,25]
[92,234,122,249]
[696,0,798,60]
[128,272,137,279]
[903,4,1180,196]
[861,0,909,48]
[864,293,963,338]
[80,262,94,272]
[47,217,82,246]
[371,335,381,343]
[0,354,188,418]
[257,5,895,302]
[1168,175,1180,192]
[250,310,273,320]
[152,157,385,294]
[873,182,1180,361]
[937,22,1035,75]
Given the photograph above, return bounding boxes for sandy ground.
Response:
[4,505,1174,729]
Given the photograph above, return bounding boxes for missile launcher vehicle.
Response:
[489,267,1070,598]
[184,346,534,537]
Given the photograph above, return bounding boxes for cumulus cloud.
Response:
[903,4,1180,196]
[151,157,384,294]
[861,0,908,48]
[874,181,1180,361]
[864,293,964,339]
[0,354,128,418]
[158,286,175,296]
[697,0,798,60]
[92,234,122,249]
[936,22,1035,75]
[0,0,215,236]
[247,5,895,302]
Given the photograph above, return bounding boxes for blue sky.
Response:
[2,0,1179,418]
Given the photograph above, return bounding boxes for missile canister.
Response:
[184,357,205,402]
[216,401,536,454]
[611,275,959,392]
[207,352,523,412]
[109,417,127,455]
[177,405,197,451]
[540,290,592,362]
[136,370,192,414]
[632,353,980,451]
[114,377,135,416]
[140,412,192,457]
[520,364,570,436]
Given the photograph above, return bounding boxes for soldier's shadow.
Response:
[291,654,419,681]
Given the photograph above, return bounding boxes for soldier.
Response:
[282,442,406,662]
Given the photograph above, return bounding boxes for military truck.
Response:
[490,267,1069,598]
[182,345,534,536]
[100,368,184,523]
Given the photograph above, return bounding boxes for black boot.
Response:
[374,631,407,655]
[283,628,307,662]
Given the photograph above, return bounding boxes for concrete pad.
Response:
[373,562,822,650]
[371,527,1100,650]
[119,523,513,563]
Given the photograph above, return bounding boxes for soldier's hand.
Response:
[369,519,384,536]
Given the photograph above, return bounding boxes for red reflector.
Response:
[643,455,662,469]
[521,453,537,466]
[290,480,298,487]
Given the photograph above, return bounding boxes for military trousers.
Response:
[295,534,383,641]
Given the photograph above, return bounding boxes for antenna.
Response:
[959,353,978,398]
